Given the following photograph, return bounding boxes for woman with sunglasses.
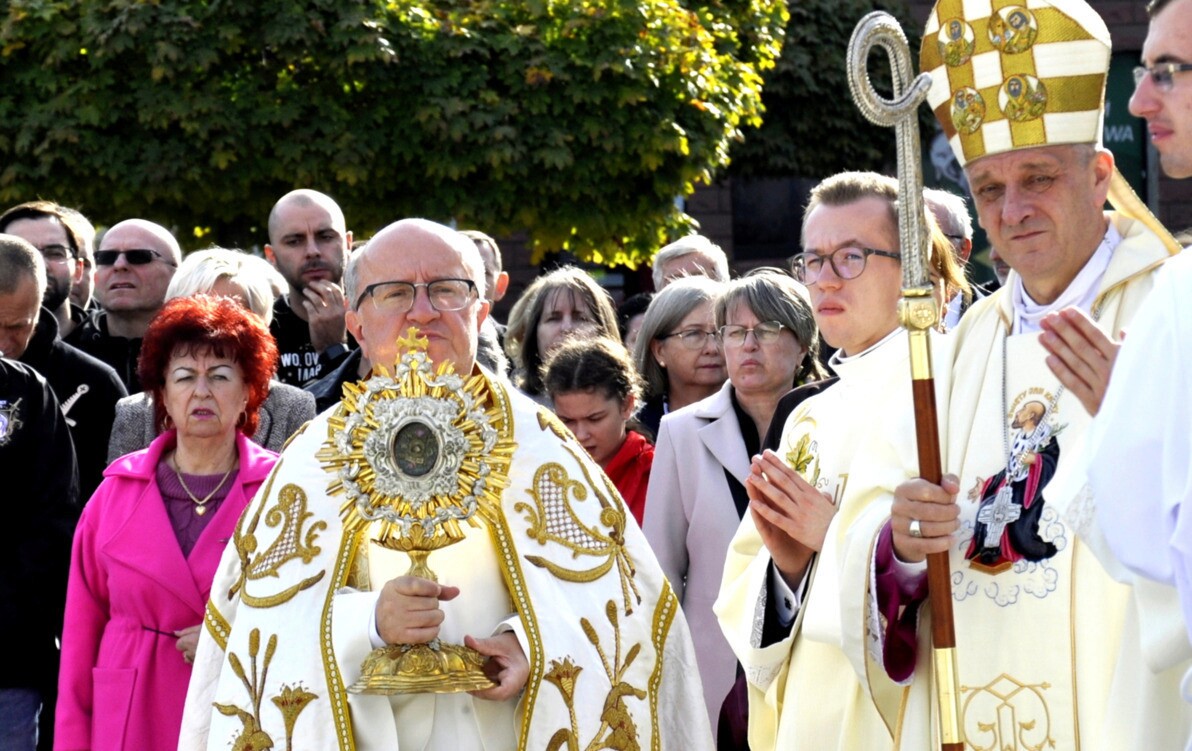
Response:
[643,269,825,735]
[632,276,728,437]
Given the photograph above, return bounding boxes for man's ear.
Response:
[346,307,364,353]
[1092,148,1115,207]
[493,272,510,303]
[476,299,491,329]
[264,244,278,266]
[71,257,84,285]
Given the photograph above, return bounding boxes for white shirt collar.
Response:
[1009,222,1122,335]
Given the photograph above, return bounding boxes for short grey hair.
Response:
[165,247,286,324]
[714,268,828,385]
[633,275,725,399]
[651,234,730,290]
[923,188,973,240]
[0,234,47,300]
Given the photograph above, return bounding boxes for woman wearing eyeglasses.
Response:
[632,276,728,437]
[643,269,825,734]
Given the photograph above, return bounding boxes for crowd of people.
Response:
[3,0,1192,749]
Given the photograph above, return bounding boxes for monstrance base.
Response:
[347,641,495,695]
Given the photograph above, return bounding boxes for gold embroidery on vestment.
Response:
[204,600,231,651]
[647,584,679,751]
[516,456,641,614]
[214,628,318,751]
[541,600,647,751]
[960,673,1055,751]
[229,477,327,608]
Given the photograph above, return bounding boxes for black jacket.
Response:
[306,347,364,413]
[21,310,127,500]
[64,308,143,394]
[0,358,79,689]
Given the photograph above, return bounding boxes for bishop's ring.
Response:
[909,518,923,538]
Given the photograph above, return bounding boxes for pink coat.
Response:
[55,430,277,751]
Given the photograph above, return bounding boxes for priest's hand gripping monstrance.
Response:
[847,13,963,751]
[318,329,516,694]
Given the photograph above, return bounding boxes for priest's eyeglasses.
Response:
[1133,63,1192,92]
[718,321,787,349]
[656,328,720,350]
[354,279,478,313]
[791,247,901,285]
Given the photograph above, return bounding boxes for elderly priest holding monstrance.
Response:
[179,218,712,751]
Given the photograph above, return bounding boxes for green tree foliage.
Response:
[0,0,786,265]
[729,0,928,179]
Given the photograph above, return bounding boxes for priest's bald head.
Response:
[345,219,490,376]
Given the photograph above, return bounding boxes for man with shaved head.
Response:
[182,218,712,751]
[66,218,180,392]
[265,189,354,386]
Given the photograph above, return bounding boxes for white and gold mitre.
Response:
[921,0,1181,254]
[921,0,1110,167]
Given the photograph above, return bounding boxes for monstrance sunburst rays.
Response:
[315,328,516,694]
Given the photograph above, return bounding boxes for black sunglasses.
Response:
[94,248,175,267]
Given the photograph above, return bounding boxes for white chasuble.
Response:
[179,369,713,751]
[851,214,1192,751]
[715,330,951,751]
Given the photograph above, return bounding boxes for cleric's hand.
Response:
[890,474,961,563]
[1040,307,1120,417]
[374,575,460,645]
[465,632,529,701]
[745,450,836,587]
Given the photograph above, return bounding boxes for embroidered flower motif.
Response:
[271,684,317,740]
[544,658,584,705]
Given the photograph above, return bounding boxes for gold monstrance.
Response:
[318,329,515,694]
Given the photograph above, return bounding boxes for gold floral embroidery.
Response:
[271,685,317,751]
[537,408,573,442]
[214,628,318,751]
[229,470,327,608]
[960,673,1055,751]
[516,459,640,614]
[542,601,647,751]
[785,432,822,485]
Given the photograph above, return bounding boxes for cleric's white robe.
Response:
[715,330,950,751]
[847,215,1192,750]
[178,370,712,751]
[1072,249,1192,704]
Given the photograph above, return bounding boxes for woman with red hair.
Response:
[56,295,279,751]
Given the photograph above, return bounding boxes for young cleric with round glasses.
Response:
[715,171,967,751]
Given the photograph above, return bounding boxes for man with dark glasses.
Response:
[66,219,180,392]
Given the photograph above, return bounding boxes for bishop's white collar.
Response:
[1009,222,1122,335]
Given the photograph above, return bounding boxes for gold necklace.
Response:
[171,455,235,516]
